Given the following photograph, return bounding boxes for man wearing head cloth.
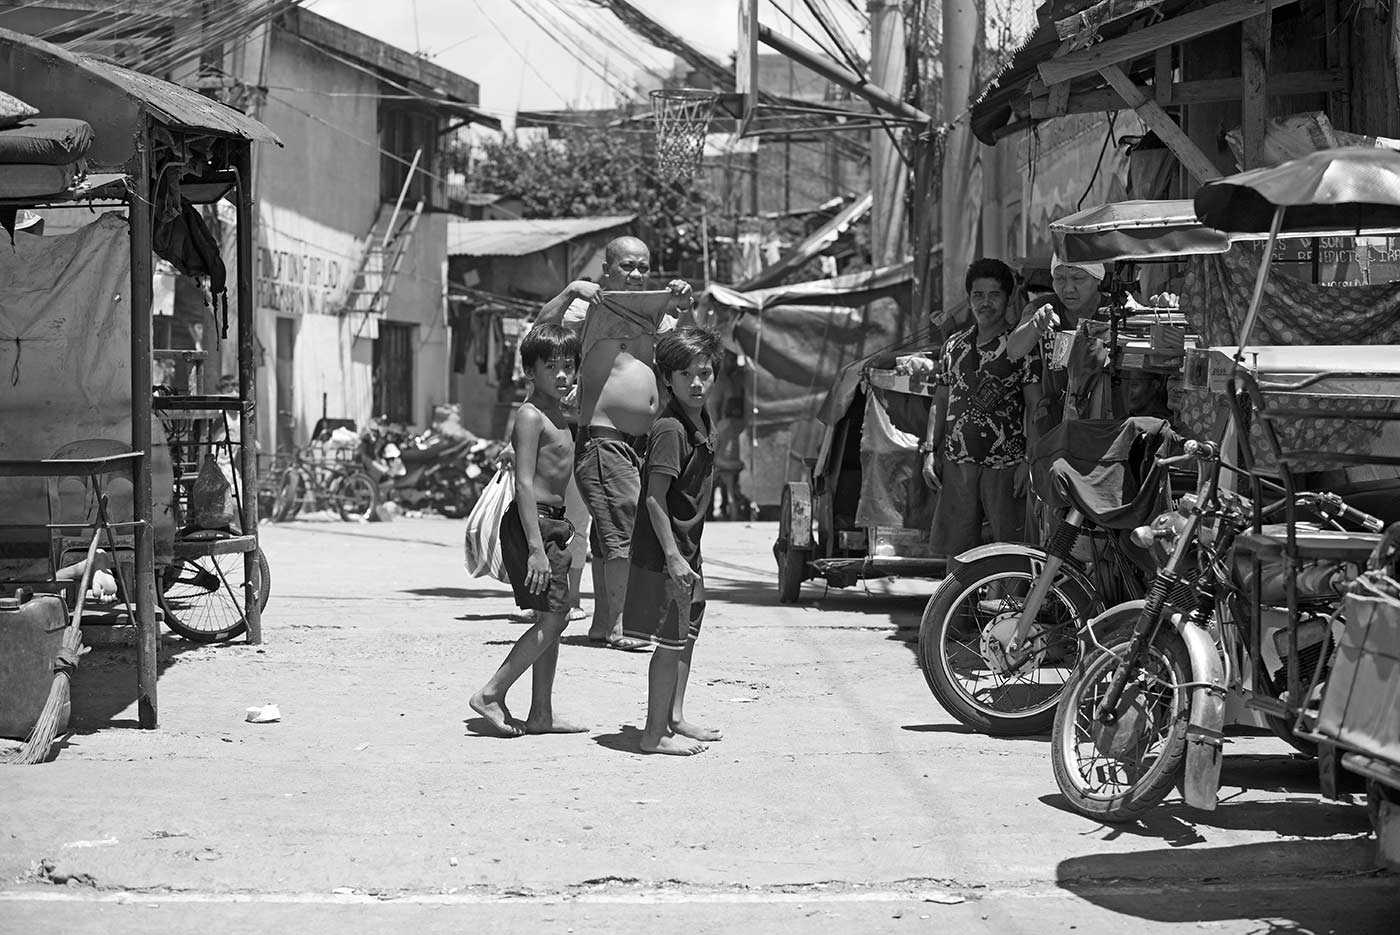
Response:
[1006,254,1106,433]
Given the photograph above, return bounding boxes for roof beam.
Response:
[1028,69,1346,118]
[1097,64,1220,182]
[1039,0,1298,86]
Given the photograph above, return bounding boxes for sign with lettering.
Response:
[255,204,362,317]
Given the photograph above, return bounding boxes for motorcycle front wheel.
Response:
[1050,625,1193,823]
[918,555,1095,736]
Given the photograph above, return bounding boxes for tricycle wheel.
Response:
[160,544,271,643]
[777,543,810,604]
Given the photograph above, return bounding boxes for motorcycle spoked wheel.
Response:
[1050,626,1193,823]
[918,555,1096,736]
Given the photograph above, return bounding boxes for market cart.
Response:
[0,28,280,729]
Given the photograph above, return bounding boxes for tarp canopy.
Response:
[1051,199,1232,263]
[0,26,281,168]
[706,262,916,503]
[0,214,175,566]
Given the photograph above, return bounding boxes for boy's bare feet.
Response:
[469,691,524,738]
[640,732,707,756]
[524,714,588,734]
[671,720,722,742]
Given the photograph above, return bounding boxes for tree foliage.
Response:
[457,127,717,276]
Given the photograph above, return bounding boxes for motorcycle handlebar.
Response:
[1156,439,1220,467]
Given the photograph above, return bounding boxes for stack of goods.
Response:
[0,90,94,200]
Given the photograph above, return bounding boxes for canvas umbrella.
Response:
[1193,147,1400,348]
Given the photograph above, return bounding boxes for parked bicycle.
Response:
[270,445,379,522]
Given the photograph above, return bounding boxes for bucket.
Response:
[0,593,71,740]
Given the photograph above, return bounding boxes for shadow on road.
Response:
[591,724,645,755]
[68,634,199,732]
[402,586,510,599]
[1057,841,1391,932]
[1039,754,1372,847]
[901,723,1050,742]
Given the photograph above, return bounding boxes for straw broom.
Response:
[1,494,123,766]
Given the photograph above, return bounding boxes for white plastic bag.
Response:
[463,470,512,581]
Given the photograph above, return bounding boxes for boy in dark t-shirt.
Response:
[621,327,723,756]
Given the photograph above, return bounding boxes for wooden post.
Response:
[1098,65,1222,182]
[1241,12,1270,168]
[235,145,262,645]
[128,122,158,729]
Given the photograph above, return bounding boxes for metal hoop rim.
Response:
[650,87,722,105]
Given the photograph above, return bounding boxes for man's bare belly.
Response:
[580,339,660,437]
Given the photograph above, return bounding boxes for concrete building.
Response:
[236,9,496,451]
[0,2,495,452]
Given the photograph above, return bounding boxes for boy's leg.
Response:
[669,582,720,742]
[524,612,587,734]
[470,619,558,738]
[640,647,705,756]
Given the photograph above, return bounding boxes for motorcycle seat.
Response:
[1232,524,1382,563]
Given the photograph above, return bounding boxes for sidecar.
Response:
[774,355,946,603]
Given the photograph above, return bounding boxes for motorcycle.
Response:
[918,416,1180,736]
[1049,434,1384,822]
[359,419,503,518]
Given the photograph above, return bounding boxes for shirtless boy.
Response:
[469,324,587,737]
[536,236,694,652]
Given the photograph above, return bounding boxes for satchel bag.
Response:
[463,470,512,582]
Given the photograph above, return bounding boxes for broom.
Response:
[1,494,125,765]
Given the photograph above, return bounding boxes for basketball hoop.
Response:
[651,88,719,182]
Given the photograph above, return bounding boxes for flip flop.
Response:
[590,635,651,653]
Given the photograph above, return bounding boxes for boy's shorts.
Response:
[499,501,574,613]
[574,429,642,562]
[620,564,705,652]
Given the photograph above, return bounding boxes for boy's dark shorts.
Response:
[500,501,574,613]
[573,429,642,562]
[621,564,705,652]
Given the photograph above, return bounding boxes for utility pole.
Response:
[940,0,979,323]
[868,0,907,270]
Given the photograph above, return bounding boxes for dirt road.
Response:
[1,518,1394,932]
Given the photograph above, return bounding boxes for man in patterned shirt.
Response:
[920,258,1043,557]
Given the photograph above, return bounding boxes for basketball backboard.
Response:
[735,0,758,136]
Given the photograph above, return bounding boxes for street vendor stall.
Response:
[0,27,279,740]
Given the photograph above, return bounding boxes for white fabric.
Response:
[1051,252,1106,281]
[0,213,175,563]
[463,469,512,582]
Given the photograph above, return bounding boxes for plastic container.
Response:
[0,593,71,740]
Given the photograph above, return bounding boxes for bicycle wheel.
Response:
[160,545,271,643]
[334,471,380,521]
[271,467,305,522]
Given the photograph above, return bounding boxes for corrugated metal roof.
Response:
[447,215,636,257]
[0,26,280,154]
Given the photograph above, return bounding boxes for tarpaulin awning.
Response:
[447,215,636,257]
[734,192,874,292]
[1051,199,1231,263]
[0,26,281,167]
[710,259,911,313]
